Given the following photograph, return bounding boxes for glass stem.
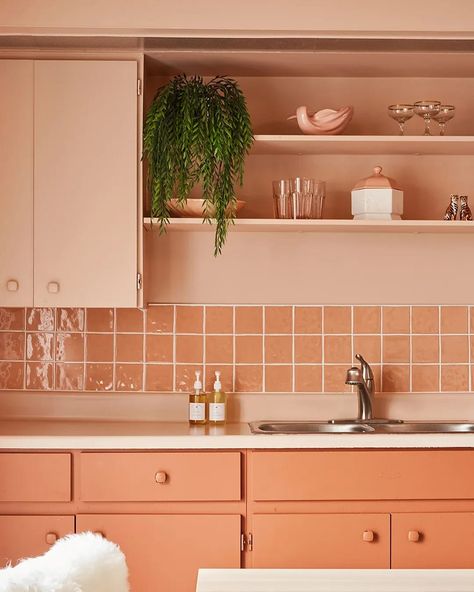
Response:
[439,122,446,136]
[398,122,404,136]
[424,116,431,136]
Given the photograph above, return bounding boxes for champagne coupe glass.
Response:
[414,100,441,136]
[388,104,415,136]
[432,105,456,136]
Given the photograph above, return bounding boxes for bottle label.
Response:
[209,403,226,421]
[189,402,205,421]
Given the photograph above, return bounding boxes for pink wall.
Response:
[0,305,472,394]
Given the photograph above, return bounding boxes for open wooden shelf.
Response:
[144,218,474,234]
[251,135,474,156]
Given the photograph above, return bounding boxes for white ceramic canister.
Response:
[351,166,403,220]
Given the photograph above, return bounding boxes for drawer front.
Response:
[0,453,71,502]
[252,513,390,568]
[392,512,474,568]
[80,452,241,502]
[250,450,474,501]
[0,515,74,568]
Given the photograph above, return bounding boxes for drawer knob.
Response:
[47,281,60,294]
[408,530,421,542]
[45,532,58,545]
[362,530,375,542]
[6,279,19,292]
[155,471,168,484]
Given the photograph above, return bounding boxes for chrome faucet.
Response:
[345,353,374,421]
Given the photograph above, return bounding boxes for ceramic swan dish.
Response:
[289,105,353,135]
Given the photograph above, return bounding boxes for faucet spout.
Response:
[345,358,374,421]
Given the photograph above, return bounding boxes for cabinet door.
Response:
[392,512,474,568]
[76,514,241,592]
[0,60,34,306]
[0,515,74,567]
[252,513,390,568]
[34,60,138,307]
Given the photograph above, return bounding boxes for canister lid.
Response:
[352,166,401,190]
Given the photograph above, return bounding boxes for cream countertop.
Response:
[2,420,474,449]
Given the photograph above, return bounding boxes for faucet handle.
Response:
[355,353,374,381]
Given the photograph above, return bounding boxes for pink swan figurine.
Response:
[288,105,353,135]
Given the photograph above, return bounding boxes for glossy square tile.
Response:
[146,305,174,334]
[116,308,144,333]
[116,333,144,362]
[235,306,262,334]
[56,308,85,332]
[383,335,410,363]
[294,335,322,364]
[353,306,381,334]
[205,335,233,364]
[145,364,174,392]
[441,335,469,363]
[26,332,54,361]
[86,334,114,362]
[86,308,114,332]
[323,306,351,334]
[26,362,54,390]
[85,363,113,391]
[205,306,233,334]
[412,365,439,392]
[175,365,203,392]
[235,365,263,392]
[55,363,84,391]
[115,364,143,391]
[205,365,233,392]
[265,306,292,334]
[0,332,24,360]
[294,306,322,334]
[441,365,469,392]
[235,335,263,364]
[265,335,292,364]
[175,335,203,363]
[145,334,173,363]
[295,365,322,393]
[324,365,351,393]
[441,306,468,334]
[265,365,292,392]
[353,335,381,363]
[382,365,410,393]
[324,335,352,364]
[383,306,410,334]
[0,361,24,390]
[175,306,203,334]
[55,333,84,362]
[412,306,439,334]
[412,335,439,363]
[26,308,55,331]
[0,308,25,331]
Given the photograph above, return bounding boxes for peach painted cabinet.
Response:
[0,59,140,307]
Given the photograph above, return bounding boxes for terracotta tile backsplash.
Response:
[0,305,473,393]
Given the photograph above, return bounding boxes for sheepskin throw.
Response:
[0,532,129,592]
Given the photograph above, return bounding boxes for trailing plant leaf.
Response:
[143,74,254,255]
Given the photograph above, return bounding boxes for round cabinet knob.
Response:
[45,532,58,545]
[362,530,375,542]
[6,279,19,292]
[408,530,421,542]
[155,471,168,484]
[47,281,60,294]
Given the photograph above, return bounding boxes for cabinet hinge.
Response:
[137,272,142,290]
[137,79,142,96]
[241,532,253,552]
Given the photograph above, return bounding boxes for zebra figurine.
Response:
[460,195,473,221]
[444,194,459,220]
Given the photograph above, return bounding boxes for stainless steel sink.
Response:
[249,420,474,435]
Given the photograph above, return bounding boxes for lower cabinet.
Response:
[0,515,74,568]
[251,513,390,568]
[76,514,242,592]
[392,512,474,568]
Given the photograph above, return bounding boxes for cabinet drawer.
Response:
[250,450,474,501]
[0,453,71,502]
[252,513,390,568]
[392,512,474,568]
[80,452,241,502]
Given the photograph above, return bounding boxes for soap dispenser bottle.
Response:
[189,370,207,425]
[208,370,226,425]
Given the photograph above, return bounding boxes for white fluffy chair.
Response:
[0,532,129,592]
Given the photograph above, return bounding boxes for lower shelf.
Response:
[144,217,474,234]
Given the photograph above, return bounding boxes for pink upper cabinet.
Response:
[0,60,34,306]
[34,60,139,307]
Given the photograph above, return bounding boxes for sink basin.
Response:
[249,420,474,435]
[249,421,374,434]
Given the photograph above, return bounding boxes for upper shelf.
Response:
[144,218,474,234]
[251,135,474,156]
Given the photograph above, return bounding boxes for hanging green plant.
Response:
[143,74,254,255]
